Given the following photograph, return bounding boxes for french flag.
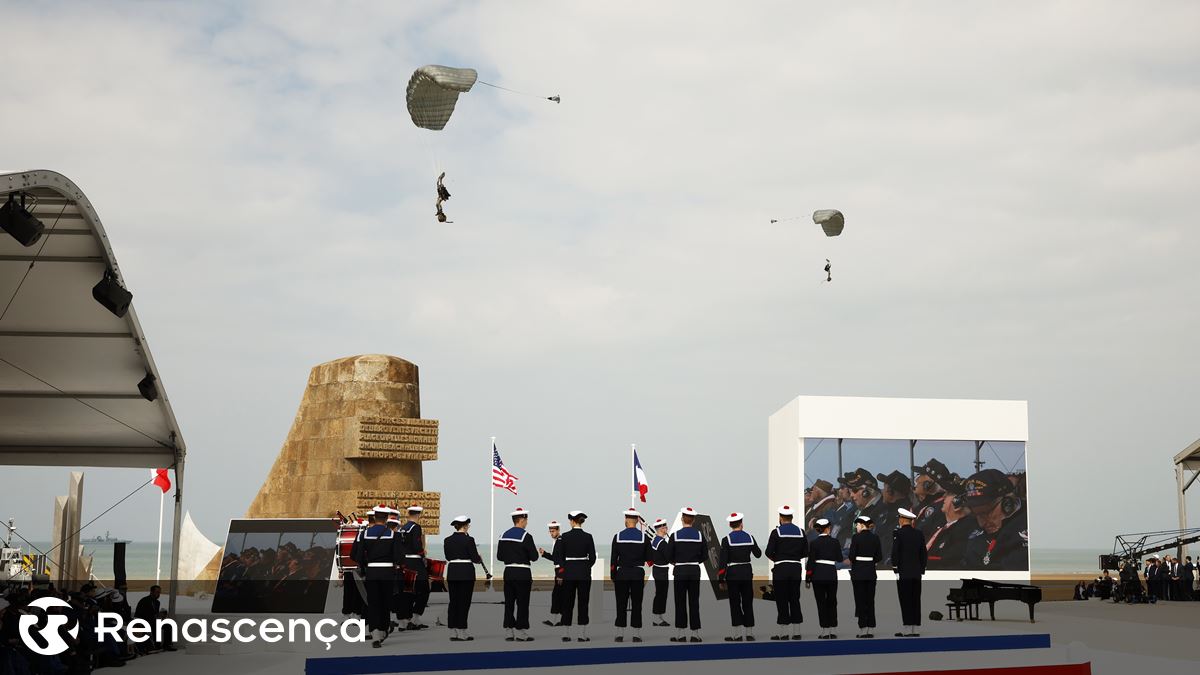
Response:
[633,451,649,503]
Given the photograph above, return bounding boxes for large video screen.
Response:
[802,438,1028,572]
[212,518,338,614]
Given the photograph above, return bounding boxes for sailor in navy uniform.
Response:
[554,510,597,641]
[668,506,707,642]
[765,504,807,640]
[847,515,882,638]
[718,512,762,642]
[538,521,564,626]
[350,505,402,648]
[611,508,652,642]
[807,517,841,639]
[443,515,483,641]
[497,507,539,641]
[399,504,430,630]
[649,518,672,627]
[384,508,408,630]
[891,507,927,637]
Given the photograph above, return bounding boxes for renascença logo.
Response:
[18,597,79,656]
[17,602,365,654]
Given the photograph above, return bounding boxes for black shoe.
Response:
[790,634,802,640]
[894,632,905,637]
[450,636,462,642]
[770,635,781,641]
[724,636,736,642]
[577,637,590,642]
[543,620,557,627]
[745,636,756,642]
[632,636,643,643]
[829,634,837,640]
[615,636,624,643]
[654,620,671,627]
[669,636,681,642]
[506,636,516,642]
[371,640,381,648]
[465,636,475,641]
[689,636,702,643]
[562,636,571,642]
[517,636,534,642]
[908,632,920,638]
[818,634,830,640]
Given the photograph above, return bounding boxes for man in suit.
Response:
[1181,556,1196,601]
[891,508,927,637]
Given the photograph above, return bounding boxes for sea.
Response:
[25,542,1107,582]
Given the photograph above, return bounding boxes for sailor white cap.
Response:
[373,504,391,514]
[855,515,873,525]
[897,507,918,520]
[814,517,831,528]
[679,506,698,517]
[568,510,587,520]
[652,518,668,528]
[547,520,561,529]
[623,508,642,518]
[510,507,529,517]
[407,504,424,513]
[726,512,744,523]
[778,504,795,516]
[451,515,471,526]
[386,514,401,523]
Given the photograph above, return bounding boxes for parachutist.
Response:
[770,219,779,224]
[548,95,561,103]
[824,259,832,282]
[437,172,451,202]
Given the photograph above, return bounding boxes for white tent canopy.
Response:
[1,169,187,610]
[1176,438,1200,537]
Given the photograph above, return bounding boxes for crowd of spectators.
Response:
[1073,555,1197,603]
[0,583,174,674]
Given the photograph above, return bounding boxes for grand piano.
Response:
[946,578,1042,623]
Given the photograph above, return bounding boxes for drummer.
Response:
[400,504,430,630]
[443,515,484,641]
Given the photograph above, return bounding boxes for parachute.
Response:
[812,209,845,237]
[406,65,479,131]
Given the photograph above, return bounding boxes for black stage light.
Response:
[137,372,158,402]
[0,194,46,247]
[92,268,133,317]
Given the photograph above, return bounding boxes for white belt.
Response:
[505,563,531,568]
[653,564,671,568]
[855,557,875,562]
[448,559,474,564]
[814,560,837,565]
[727,562,751,566]
[774,560,802,565]
[405,555,423,558]
[367,562,394,568]
[675,562,701,566]
[565,557,590,561]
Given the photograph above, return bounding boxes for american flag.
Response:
[492,444,518,495]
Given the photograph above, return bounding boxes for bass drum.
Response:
[335,522,365,574]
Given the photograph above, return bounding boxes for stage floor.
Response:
[110,588,1196,674]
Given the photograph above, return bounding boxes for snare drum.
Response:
[335,522,364,573]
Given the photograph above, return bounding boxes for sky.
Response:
[2,1,1199,555]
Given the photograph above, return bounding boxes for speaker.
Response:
[138,373,158,402]
[92,270,133,317]
[0,195,45,247]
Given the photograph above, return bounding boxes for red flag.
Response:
[152,468,171,493]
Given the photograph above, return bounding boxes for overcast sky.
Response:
[2,1,1199,555]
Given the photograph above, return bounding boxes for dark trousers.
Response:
[852,579,876,628]
[363,572,393,635]
[447,580,474,629]
[674,577,702,629]
[727,579,755,627]
[651,567,670,615]
[503,571,531,629]
[341,570,364,617]
[811,581,838,628]
[614,578,644,628]
[561,579,591,626]
[772,566,803,625]
[550,577,563,615]
[406,563,430,616]
[897,578,922,626]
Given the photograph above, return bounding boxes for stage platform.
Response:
[305,634,1052,674]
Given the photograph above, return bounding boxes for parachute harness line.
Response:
[477,80,560,103]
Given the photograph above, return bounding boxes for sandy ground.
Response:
[109,584,1196,675]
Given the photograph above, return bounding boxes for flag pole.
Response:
[155,487,164,583]
[489,436,496,582]
[631,443,636,509]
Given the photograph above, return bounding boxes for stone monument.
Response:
[244,354,442,530]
